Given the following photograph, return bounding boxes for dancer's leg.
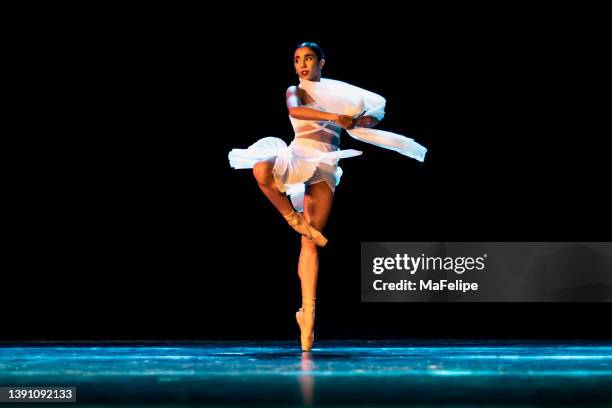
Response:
[252,159,294,216]
[253,159,327,245]
[296,181,333,351]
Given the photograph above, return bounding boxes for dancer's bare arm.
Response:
[286,86,354,129]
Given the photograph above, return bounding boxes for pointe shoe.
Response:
[295,307,308,335]
[296,307,304,329]
[297,299,316,352]
[283,210,328,247]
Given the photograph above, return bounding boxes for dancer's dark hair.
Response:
[295,42,325,61]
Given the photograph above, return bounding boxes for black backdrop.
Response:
[5,6,610,341]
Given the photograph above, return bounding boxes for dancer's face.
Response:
[294,47,324,81]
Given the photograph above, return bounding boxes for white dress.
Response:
[228,78,428,212]
[228,100,362,212]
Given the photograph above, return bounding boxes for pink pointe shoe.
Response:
[284,210,328,247]
[295,298,316,351]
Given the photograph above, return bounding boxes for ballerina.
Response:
[228,42,427,351]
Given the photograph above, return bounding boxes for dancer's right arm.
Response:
[286,86,354,129]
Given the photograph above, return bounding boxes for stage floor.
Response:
[1,340,612,407]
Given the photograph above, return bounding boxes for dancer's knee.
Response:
[252,161,273,185]
[301,236,318,252]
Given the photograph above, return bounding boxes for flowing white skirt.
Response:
[228,137,362,211]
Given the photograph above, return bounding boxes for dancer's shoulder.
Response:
[286,85,302,108]
[286,85,306,103]
[286,85,300,96]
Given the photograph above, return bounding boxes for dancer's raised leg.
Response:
[252,158,294,216]
[253,159,327,246]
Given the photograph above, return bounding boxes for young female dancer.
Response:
[228,42,427,351]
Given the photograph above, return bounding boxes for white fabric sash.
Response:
[298,78,427,162]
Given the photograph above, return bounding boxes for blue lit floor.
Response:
[1,340,612,407]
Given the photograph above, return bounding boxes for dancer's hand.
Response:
[353,115,379,128]
[335,114,355,129]
[351,111,366,128]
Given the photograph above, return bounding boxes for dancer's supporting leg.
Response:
[296,181,333,351]
[253,159,327,246]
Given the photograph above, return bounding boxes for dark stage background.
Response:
[5,7,610,341]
